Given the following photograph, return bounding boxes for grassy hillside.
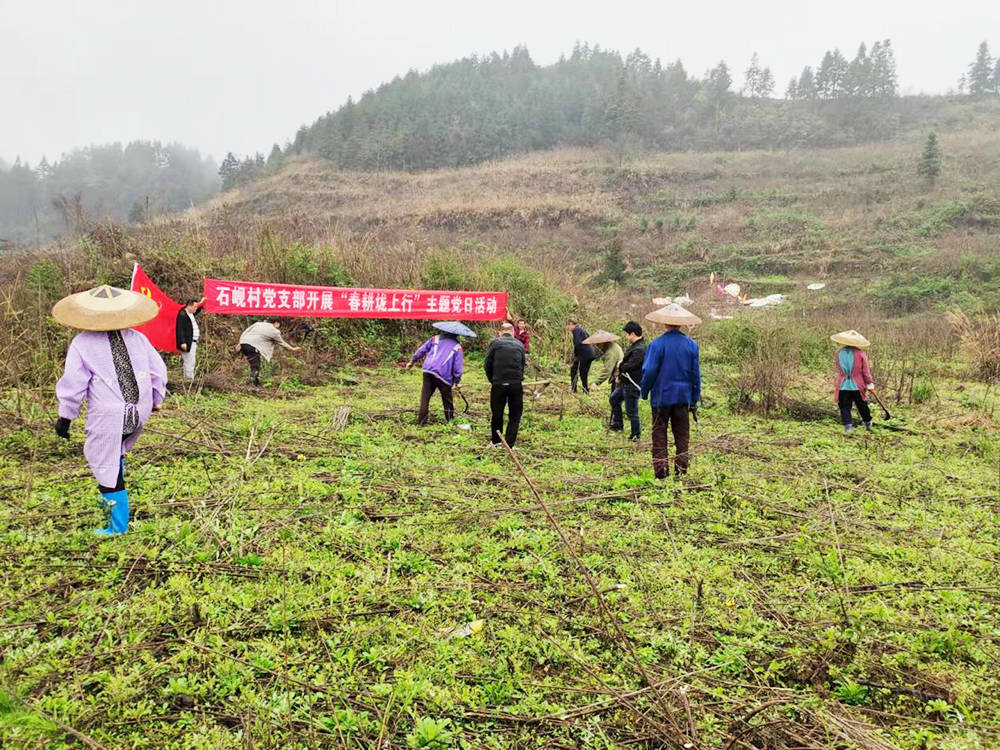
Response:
[194,122,1000,313]
[2,90,999,750]
[2,353,998,748]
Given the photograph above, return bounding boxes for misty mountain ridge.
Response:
[3,40,999,245]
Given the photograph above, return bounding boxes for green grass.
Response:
[1,363,999,748]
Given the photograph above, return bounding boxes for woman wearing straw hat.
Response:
[640,303,702,479]
[407,321,474,425]
[831,330,875,433]
[582,330,624,428]
[584,330,624,391]
[52,285,168,535]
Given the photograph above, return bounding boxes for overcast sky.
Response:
[3,0,997,165]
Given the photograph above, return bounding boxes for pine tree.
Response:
[744,53,762,96]
[706,61,732,99]
[218,152,240,191]
[757,66,774,98]
[845,43,871,97]
[917,133,941,185]
[993,59,1000,94]
[816,50,848,98]
[796,66,817,99]
[785,77,798,100]
[267,143,283,171]
[968,41,994,96]
[869,40,898,98]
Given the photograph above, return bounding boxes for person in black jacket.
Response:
[484,322,527,447]
[610,321,646,440]
[567,319,597,393]
[175,297,206,380]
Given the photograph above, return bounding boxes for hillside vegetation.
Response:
[197,119,1000,313]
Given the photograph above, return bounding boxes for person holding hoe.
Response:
[567,319,597,393]
[640,303,702,479]
[611,321,646,440]
[582,329,624,427]
[53,285,168,536]
[484,322,527,448]
[236,318,301,387]
[831,329,875,433]
[408,321,473,425]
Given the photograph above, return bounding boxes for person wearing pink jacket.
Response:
[831,330,875,433]
[52,285,168,535]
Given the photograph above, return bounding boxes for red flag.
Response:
[130,264,182,353]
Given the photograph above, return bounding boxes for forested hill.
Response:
[220,40,991,187]
[0,142,218,246]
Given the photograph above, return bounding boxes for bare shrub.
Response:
[728,323,800,417]
[949,310,1000,383]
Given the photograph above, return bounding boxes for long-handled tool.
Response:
[454,385,470,414]
[870,389,891,420]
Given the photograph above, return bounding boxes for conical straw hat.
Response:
[645,303,702,326]
[581,329,620,345]
[52,285,159,331]
[830,330,870,349]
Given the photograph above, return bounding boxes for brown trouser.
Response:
[418,372,454,424]
[651,405,690,478]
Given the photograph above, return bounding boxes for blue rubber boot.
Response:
[95,490,129,535]
[94,492,115,535]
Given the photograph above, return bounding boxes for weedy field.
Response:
[2,342,998,749]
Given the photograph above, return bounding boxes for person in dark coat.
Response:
[611,321,646,440]
[640,304,702,479]
[484,322,526,447]
[175,297,206,380]
[567,319,597,393]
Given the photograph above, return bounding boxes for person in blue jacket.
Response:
[639,303,702,479]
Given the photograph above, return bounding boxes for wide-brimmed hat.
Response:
[830,330,870,349]
[581,329,620,345]
[433,321,476,338]
[645,303,702,327]
[52,285,159,332]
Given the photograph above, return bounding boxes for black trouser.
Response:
[418,372,454,424]
[610,383,641,438]
[490,383,524,447]
[651,405,690,478]
[241,344,262,384]
[570,357,593,393]
[838,390,872,426]
[97,452,126,493]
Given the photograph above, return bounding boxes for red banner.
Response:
[131,264,182,353]
[203,279,507,320]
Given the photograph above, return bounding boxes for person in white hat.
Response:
[639,303,702,479]
[831,330,875,433]
[52,285,168,535]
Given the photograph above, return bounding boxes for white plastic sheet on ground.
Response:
[807,283,826,291]
[744,294,786,308]
[653,294,692,306]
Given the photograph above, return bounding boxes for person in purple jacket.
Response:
[52,285,168,536]
[407,321,475,425]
